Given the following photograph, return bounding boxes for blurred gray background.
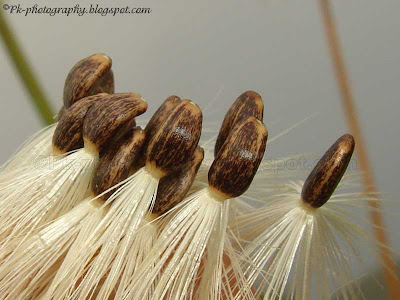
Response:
[0,0,399,298]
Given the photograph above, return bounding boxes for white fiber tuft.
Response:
[44,167,160,300]
[233,180,380,300]
[0,148,98,255]
[0,199,105,300]
[122,187,249,300]
[0,124,56,173]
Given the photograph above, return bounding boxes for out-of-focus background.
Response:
[0,0,399,298]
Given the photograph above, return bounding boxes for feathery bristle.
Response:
[0,124,56,173]
[124,117,267,300]
[0,199,106,299]
[0,149,97,253]
[231,135,378,299]
[122,188,220,299]
[45,168,159,300]
[234,180,380,300]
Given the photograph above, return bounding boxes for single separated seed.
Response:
[301,134,355,208]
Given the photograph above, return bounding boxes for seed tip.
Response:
[188,100,199,108]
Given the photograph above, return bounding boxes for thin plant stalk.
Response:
[0,8,54,125]
[318,0,400,298]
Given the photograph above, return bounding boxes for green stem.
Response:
[0,8,55,125]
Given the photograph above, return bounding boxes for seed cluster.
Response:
[0,53,359,300]
[55,53,355,229]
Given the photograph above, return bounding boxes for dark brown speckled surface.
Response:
[214,90,264,157]
[301,134,355,208]
[153,146,204,215]
[83,93,147,152]
[52,93,108,153]
[145,99,202,176]
[63,53,114,109]
[209,116,268,198]
[92,127,146,200]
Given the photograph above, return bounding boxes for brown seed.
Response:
[63,53,114,109]
[301,134,355,208]
[215,91,264,157]
[209,116,268,199]
[137,96,182,166]
[99,118,136,158]
[152,146,204,216]
[146,99,202,177]
[54,106,66,122]
[145,96,182,142]
[92,127,146,201]
[86,69,114,97]
[52,94,108,154]
[83,93,148,153]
